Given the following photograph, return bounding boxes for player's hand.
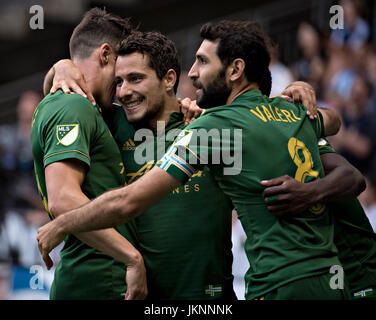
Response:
[261,175,317,216]
[280,81,317,120]
[124,254,148,300]
[37,219,67,270]
[50,59,96,105]
[178,98,205,125]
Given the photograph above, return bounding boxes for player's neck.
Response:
[147,94,180,132]
[226,82,259,105]
[73,59,100,101]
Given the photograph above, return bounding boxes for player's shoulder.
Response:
[41,90,97,115]
[185,108,231,131]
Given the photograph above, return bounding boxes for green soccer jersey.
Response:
[157,89,342,299]
[31,90,134,300]
[318,138,376,296]
[108,106,235,299]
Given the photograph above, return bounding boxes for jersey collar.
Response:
[232,89,264,105]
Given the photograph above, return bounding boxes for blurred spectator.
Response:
[329,74,376,174]
[365,50,376,114]
[0,90,55,299]
[269,42,294,97]
[0,90,44,211]
[292,22,326,95]
[0,263,10,300]
[330,0,370,51]
[358,174,376,232]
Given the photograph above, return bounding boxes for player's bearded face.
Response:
[193,67,231,109]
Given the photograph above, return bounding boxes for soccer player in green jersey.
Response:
[262,138,376,300]
[37,20,346,299]
[44,29,319,300]
[108,31,236,299]
[31,8,147,300]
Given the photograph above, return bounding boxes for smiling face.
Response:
[188,39,231,108]
[115,52,165,123]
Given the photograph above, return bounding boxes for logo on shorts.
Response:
[205,285,222,297]
[56,124,79,146]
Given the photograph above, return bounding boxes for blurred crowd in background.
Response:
[0,0,375,300]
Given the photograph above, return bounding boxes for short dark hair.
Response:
[117,31,181,93]
[69,7,133,60]
[200,20,271,94]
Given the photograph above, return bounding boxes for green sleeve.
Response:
[317,138,337,155]
[42,94,97,168]
[308,108,325,139]
[156,114,222,183]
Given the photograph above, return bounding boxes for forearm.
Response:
[50,189,140,266]
[43,66,55,96]
[57,187,134,234]
[56,167,182,235]
[308,160,365,203]
[76,229,142,266]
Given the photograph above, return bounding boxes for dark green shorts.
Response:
[260,273,351,300]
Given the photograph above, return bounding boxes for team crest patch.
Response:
[56,124,79,146]
[174,129,193,147]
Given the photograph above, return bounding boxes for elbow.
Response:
[345,166,366,197]
[48,200,64,218]
[47,190,76,217]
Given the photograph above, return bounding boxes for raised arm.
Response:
[179,80,321,126]
[44,159,147,299]
[281,81,317,119]
[43,65,55,96]
[43,59,96,105]
[319,107,342,136]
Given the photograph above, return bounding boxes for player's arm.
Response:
[38,166,181,260]
[283,81,342,135]
[43,59,96,105]
[45,159,147,300]
[43,66,55,96]
[261,153,366,216]
[280,81,317,119]
[318,107,341,136]
[179,80,321,126]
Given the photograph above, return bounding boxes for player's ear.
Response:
[229,58,245,82]
[163,69,177,93]
[99,43,113,66]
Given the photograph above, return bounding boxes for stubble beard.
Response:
[197,69,231,109]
